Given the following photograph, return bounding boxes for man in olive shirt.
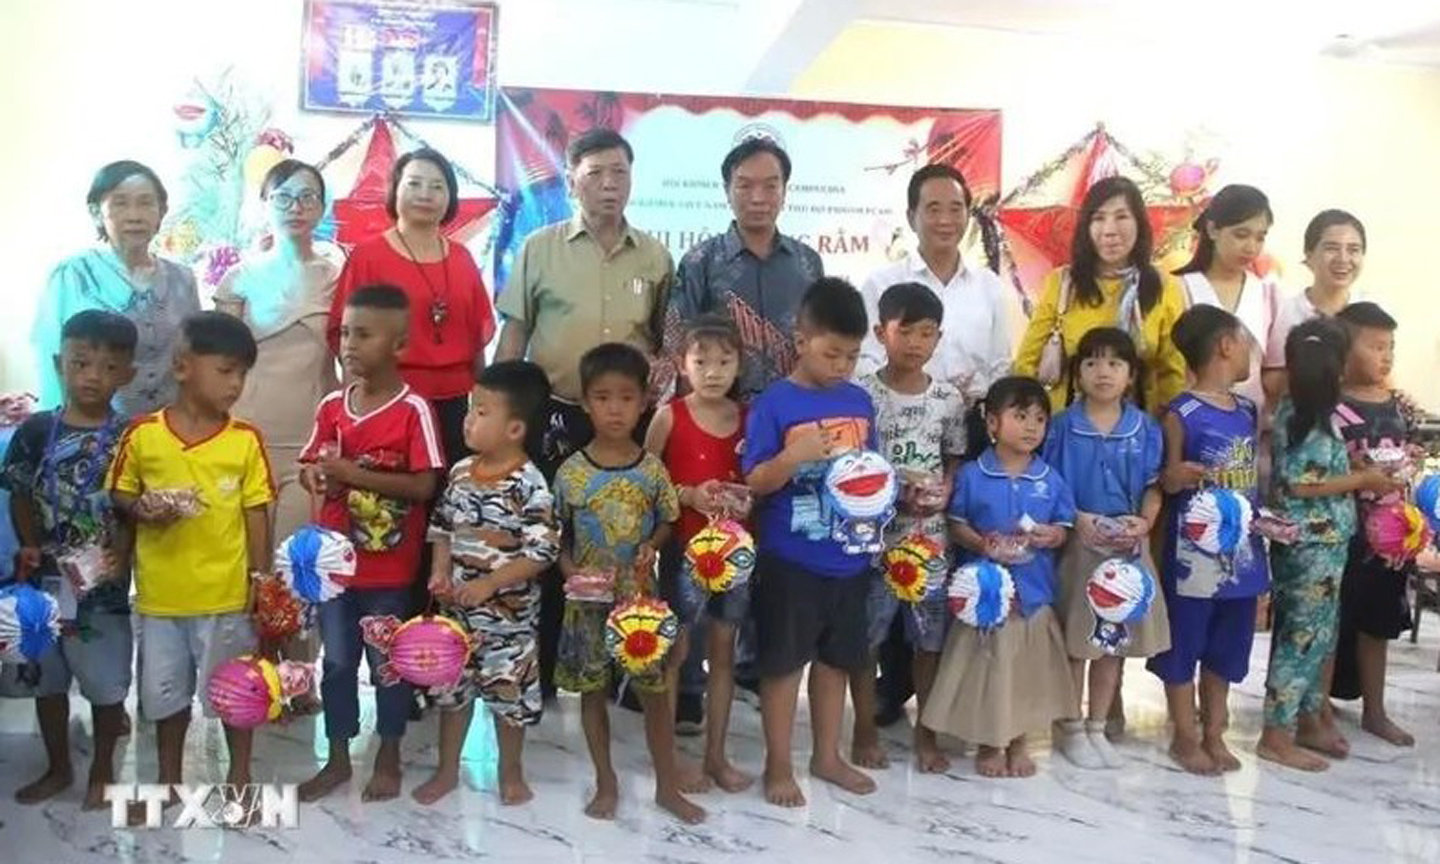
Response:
[495,128,673,695]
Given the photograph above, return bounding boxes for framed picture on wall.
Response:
[302,0,499,122]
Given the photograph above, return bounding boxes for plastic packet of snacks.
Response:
[564,570,616,604]
[57,543,109,598]
[901,470,947,511]
[137,488,205,521]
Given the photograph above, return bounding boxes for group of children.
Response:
[0,268,1423,825]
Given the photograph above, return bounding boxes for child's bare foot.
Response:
[1202,738,1242,772]
[914,728,951,774]
[849,739,889,770]
[1362,713,1415,747]
[677,755,713,794]
[704,756,753,793]
[83,774,112,811]
[410,770,459,805]
[1296,722,1350,758]
[1005,739,1035,778]
[498,774,533,806]
[298,762,352,802]
[975,745,1007,778]
[763,767,806,808]
[1169,737,1219,775]
[15,768,73,804]
[584,771,619,820]
[1256,736,1329,772]
[362,767,402,802]
[656,787,707,824]
[810,755,876,795]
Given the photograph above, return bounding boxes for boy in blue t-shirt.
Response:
[1147,305,1268,776]
[743,277,879,808]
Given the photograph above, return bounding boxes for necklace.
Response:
[395,229,451,344]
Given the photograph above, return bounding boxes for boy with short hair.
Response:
[1148,304,1269,775]
[850,282,965,774]
[744,276,880,808]
[2,310,136,808]
[108,310,274,805]
[553,344,693,823]
[418,359,560,807]
[1329,301,1416,748]
[296,284,445,803]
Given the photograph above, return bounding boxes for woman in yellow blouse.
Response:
[1015,176,1188,415]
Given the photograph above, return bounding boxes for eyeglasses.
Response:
[270,191,322,210]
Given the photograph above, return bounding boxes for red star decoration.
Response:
[997,132,1194,299]
[331,118,496,248]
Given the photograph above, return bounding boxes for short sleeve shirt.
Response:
[429,458,559,626]
[858,373,966,544]
[947,450,1076,615]
[742,379,879,578]
[1333,393,1413,562]
[299,386,446,589]
[0,411,129,614]
[1271,399,1357,544]
[1042,402,1162,517]
[1163,393,1268,600]
[497,217,673,402]
[108,413,275,616]
[553,449,679,595]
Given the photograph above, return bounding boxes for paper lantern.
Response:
[275,525,356,606]
[947,561,1015,631]
[822,450,898,555]
[360,614,474,690]
[251,572,307,642]
[0,583,61,664]
[882,533,947,604]
[1364,502,1432,568]
[1414,474,1440,534]
[207,655,314,729]
[684,520,756,594]
[605,596,679,677]
[1085,557,1156,653]
[1183,489,1253,558]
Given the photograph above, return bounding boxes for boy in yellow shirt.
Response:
[109,311,274,806]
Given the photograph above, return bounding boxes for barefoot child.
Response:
[1328,301,1418,748]
[2,311,135,808]
[851,282,965,774]
[645,315,753,793]
[1147,305,1268,775]
[1044,328,1168,770]
[297,285,444,802]
[922,376,1076,779]
[419,360,559,805]
[1258,319,1399,771]
[108,311,274,810]
[743,277,880,807]
[554,344,697,823]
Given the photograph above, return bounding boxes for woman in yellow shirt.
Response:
[1015,176,1188,415]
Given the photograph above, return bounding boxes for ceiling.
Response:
[855,0,1440,67]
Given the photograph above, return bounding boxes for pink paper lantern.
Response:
[361,614,475,690]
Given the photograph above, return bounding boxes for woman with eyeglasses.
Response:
[32,160,201,415]
[216,159,342,546]
[325,147,496,467]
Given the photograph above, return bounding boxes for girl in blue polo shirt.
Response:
[921,376,1076,779]
[1043,328,1168,771]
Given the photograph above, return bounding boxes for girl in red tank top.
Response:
[644,315,753,794]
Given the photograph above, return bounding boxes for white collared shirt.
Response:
[857,251,1014,399]
[1179,270,1281,415]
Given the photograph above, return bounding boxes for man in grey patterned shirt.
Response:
[663,138,823,402]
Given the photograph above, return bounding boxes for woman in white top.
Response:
[1173,185,1281,416]
[1261,210,1367,400]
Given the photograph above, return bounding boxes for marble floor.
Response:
[1,628,1439,864]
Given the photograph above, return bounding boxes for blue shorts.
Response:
[660,540,750,628]
[865,571,949,654]
[1146,594,1258,685]
[0,610,132,705]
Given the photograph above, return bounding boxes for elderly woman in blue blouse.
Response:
[32,160,200,415]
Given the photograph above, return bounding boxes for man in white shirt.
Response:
[857,164,1013,402]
